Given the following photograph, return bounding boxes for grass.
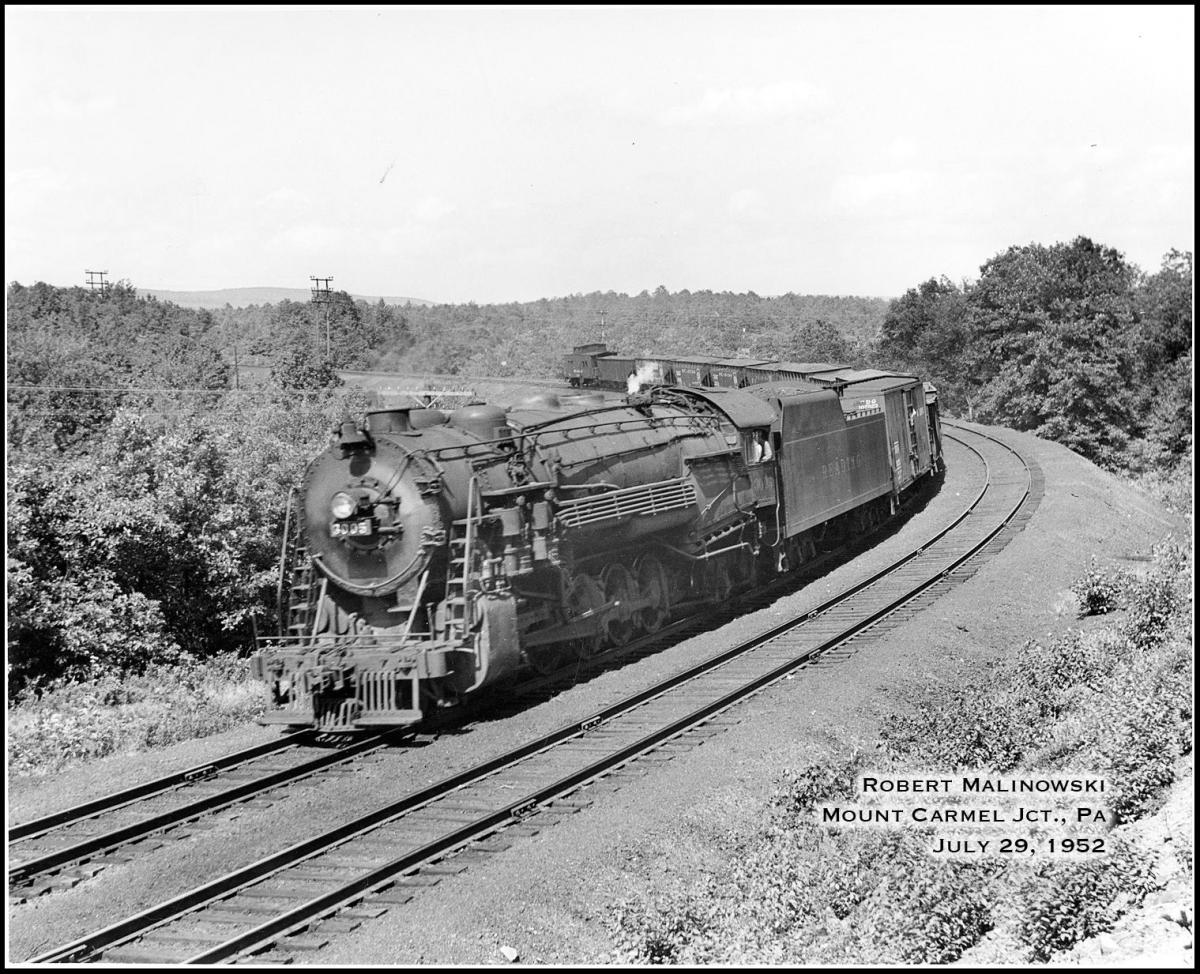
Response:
[7,652,266,776]
[1126,455,1192,517]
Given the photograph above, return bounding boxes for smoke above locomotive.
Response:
[252,361,944,732]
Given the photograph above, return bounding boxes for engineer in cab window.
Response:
[747,431,772,463]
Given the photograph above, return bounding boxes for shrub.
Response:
[880,677,1042,771]
[1075,639,1192,823]
[7,651,265,775]
[608,884,717,964]
[851,858,993,964]
[1013,629,1123,720]
[7,385,373,696]
[1119,539,1190,649]
[1016,838,1157,960]
[1070,559,1128,616]
[1127,457,1193,516]
[769,751,866,822]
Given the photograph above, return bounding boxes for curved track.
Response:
[26,422,1041,964]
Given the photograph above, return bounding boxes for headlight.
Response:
[330,492,357,520]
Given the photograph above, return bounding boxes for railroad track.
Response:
[26,422,1041,964]
[8,731,408,899]
[7,472,930,903]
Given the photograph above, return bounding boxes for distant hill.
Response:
[137,287,434,309]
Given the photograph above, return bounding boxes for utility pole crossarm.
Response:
[310,275,334,361]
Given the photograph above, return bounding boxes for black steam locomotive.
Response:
[250,347,944,731]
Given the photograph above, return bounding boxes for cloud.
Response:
[728,187,766,218]
[829,168,996,226]
[42,92,119,120]
[256,187,311,209]
[267,223,347,253]
[5,167,66,198]
[412,195,456,223]
[661,80,828,125]
[887,137,921,163]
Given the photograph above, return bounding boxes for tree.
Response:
[1126,250,1193,469]
[960,237,1140,466]
[874,277,969,410]
[758,317,853,363]
[270,344,344,391]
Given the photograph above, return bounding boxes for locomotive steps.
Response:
[24,423,1041,964]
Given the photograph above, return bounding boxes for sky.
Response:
[4,5,1194,304]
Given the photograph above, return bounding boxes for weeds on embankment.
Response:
[7,652,265,776]
[608,539,1192,964]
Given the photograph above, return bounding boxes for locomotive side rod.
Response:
[29,426,1033,965]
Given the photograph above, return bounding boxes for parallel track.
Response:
[7,453,925,899]
[9,422,946,898]
[27,422,1041,964]
[8,732,404,897]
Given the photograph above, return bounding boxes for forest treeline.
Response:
[876,240,1191,473]
[214,286,886,377]
[5,236,1192,696]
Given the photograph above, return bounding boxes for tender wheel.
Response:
[599,564,637,647]
[633,554,670,633]
[565,573,605,658]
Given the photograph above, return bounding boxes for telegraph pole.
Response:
[85,270,109,294]
[310,276,334,360]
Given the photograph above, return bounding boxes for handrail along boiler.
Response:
[252,357,945,731]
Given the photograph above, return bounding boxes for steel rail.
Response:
[8,733,306,844]
[9,731,404,888]
[29,425,1032,965]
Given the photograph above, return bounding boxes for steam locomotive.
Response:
[250,348,944,731]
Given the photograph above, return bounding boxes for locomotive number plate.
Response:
[331,518,373,537]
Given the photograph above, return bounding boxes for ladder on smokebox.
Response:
[443,476,483,641]
[278,488,326,643]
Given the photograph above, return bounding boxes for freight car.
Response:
[251,368,943,732]
[563,344,852,391]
